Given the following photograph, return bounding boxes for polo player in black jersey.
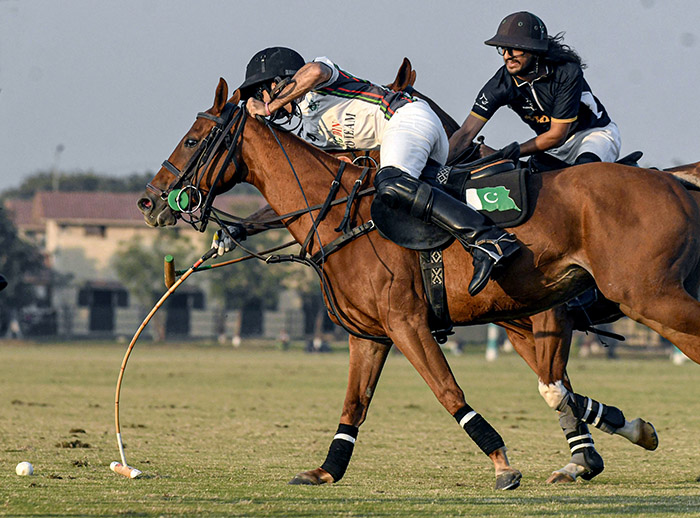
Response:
[449,12,621,171]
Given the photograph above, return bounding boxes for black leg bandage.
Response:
[320,424,358,482]
[559,406,604,478]
[564,422,604,480]
[564,393,625,434]
[454,405,505,455]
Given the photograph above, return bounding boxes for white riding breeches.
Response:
[380,99,449,179]
[545,121,622,164]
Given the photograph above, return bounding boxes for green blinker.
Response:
[167,189,189,211]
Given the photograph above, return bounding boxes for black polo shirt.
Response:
[470,61,611,136]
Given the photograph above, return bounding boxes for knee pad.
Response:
[374,167,432,219]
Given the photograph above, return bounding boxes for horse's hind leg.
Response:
[289,336,390,485]
[505,309,658,483]
[504,310,602,482]
[620,286,700,365]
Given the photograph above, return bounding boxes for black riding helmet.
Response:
[238,47,305,99]
[484,12,548,53]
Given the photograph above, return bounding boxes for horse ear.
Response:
[387,57,416,92]
[228,89,241,106]
[214,78,229,113]
[403,57,416,88]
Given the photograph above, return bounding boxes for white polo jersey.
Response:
[296,57,415,151]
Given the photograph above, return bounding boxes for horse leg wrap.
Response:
[564,393,625,434]
[558,407,604,480]
[320,424,358,482]
[454,405,505,455]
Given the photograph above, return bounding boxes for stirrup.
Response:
[470,233,518,263]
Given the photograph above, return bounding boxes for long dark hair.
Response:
[544,32,587,69]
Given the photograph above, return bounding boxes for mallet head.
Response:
[110,461,142,479]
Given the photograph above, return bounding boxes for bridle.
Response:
[148,98,392,343]
[146,102,248,232]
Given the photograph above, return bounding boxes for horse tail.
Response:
[659,162,700,191]
[664,170,700,191]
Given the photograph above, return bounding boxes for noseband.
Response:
[147,102,247,232]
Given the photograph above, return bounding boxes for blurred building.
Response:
[4,191,304,340]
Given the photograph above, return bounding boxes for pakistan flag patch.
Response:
[465,186,521,213]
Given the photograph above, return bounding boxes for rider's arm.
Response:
[518,120,572,157]
[246,62,333,117]
[447,113,487,163]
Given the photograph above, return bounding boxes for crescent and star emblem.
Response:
[484,192,500,204]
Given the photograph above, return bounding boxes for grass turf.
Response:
[1,341,699,517]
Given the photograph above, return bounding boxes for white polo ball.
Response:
[15,461,34,476]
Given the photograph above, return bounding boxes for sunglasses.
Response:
[496,46,526,56]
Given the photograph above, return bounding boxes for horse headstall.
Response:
[147,102,248,232]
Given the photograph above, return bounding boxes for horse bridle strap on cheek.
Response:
[152,102,246,232]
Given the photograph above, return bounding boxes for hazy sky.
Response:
[1,0,698,193]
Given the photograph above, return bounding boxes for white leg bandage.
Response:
[538,380,570,410]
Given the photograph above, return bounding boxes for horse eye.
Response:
[184,138,199,148]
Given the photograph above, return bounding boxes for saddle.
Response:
[372,149,641,342]
[371,152,530,343]
[371,156,530,252]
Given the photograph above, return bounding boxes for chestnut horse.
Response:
[386,58,700,482]
[139,79,700,489]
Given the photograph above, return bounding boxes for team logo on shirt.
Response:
[476,93,489,111]
[521,98,536,112]
[523,114,550,124]
[326,113,357,148]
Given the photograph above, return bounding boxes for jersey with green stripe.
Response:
[296,57,414,151]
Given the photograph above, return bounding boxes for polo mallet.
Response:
[111,247,216,479]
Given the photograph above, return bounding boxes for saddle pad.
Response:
[453,168,529,227]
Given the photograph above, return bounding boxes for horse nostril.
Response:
[137,198,153,213]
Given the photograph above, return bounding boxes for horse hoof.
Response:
[288,468,333,485]
[494,469,522,490]
[632,418,659,451]
[546,471,575,484]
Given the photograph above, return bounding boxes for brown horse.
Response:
[154,57,682,484]
[385,58,665,482]
[388,57,700,482]
[138,79,700,489]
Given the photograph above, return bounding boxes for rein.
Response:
[252,120,387,343]
[153,102,394,344]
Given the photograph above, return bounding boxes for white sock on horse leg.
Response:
[538,380,569,409]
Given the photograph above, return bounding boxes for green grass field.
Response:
[1,341,699,517]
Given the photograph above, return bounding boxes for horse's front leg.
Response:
[390,321,521,490]
[289,336,390,485]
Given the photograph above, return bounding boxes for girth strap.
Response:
[419,249,453,344]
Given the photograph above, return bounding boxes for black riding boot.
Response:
[429,188,519,295]
[375,167,520,296]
